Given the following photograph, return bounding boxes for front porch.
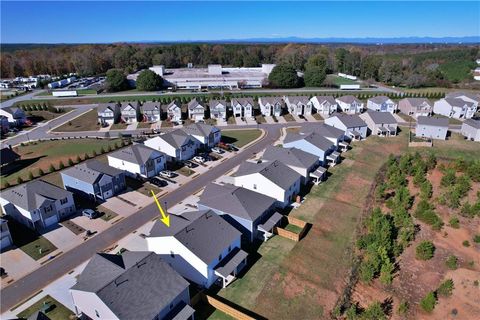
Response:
[214,248,248,288]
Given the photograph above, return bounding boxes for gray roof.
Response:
[336,95,361,104]
[182,123,218,138]
[141,101,161,112]
[149,210,242,264]
[231,97,254,107]
[368,96,392,104]
[313,96,337,105]
[209,100,226,110]
[120,101,139,111]
[97,103,116,114]
[400,97,432,109]
[233,159,301,190]
[167,100,181,109]
[286,96,309,105]
[198,183,277,222]
[214,248,248,278]
[444,98,475,108]
[445,92,480,103]
[330,113,367,128]
[364,110,397,125]
[262,145,318,170]
[417,116,449,127]
[0,147,20,165]
[1,180,72,212]
[463,119,480,129]
[259,96,282,105]
[187,98,204,110]
[62,160,123,184]
[158,129,193,149]
[1,106,23,115]
[109,144,164,165]
[284,131,334,152]
[303,124,344,140]
[71,251,189,320]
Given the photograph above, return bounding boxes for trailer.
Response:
[340,84,361,90]
[52,90,78,97]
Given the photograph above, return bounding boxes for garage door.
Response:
[43,215,59,227]
[0,236,12,250]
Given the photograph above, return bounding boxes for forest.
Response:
[1,43,478,88]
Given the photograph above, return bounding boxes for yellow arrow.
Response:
[151,190,170,227]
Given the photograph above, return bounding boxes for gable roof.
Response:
[368,96,392,104]
[120,102,138,111]
[330,113,367,128]
[231,97,254,107]
[305,123,344,139]
[364,110,397,124]
[262,145,318,170]
[109,144,163,165]
[0,147,20,165]
[312,96,336,105]
[62,160,123,184]
[97,103,116,114]
[285,96,309,105]
[209,100,227,110]
[167,100,181,110]
[336,95,362,104]
[187,98,204,110]
[149,210,241,264]
[417,116,449,127]
[71,251,189,320]
[199,183,276,222]
[233,159,301,190]
[182,123,218,138]
[141,101,161,112]
[463,119,480,129]
[284,131,335,151]
[156,129,193,149]
[1,180,72,212]
[443,98,475,108]
[401,97,432,109]
[445,92,480,103]
[259,96,282,105]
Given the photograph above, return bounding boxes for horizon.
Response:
[1,1,479,44]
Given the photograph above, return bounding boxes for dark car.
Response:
[150,177,167,187]
[184,160,197,168]
[82,209,99,219]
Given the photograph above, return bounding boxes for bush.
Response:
[445,255,458,270]
[462,240,470,247]
[84,153,89,160]
[415,200,444,230]
[416,241,435,260]
[437,279,454,297]
[420,181,433,199]
[17,177,23,184]
[448,217,460,228]
[68,158,74,166]
[38,168,44,176]
[397,301,409,316]
[473,234,480,243]
[440,169,456,187]
[361,301,387,320]
[49,164,55,173]
[76,155,81,163]
[420,291,436,313]
[59,161,65,169]
[28,171,34,180]
[4,182,11,188]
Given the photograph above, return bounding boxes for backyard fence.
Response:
[274,216,309,242]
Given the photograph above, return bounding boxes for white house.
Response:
[284,96,311,115]
[232,160,302,208]
[188,98,205,122]
[144,129,198,161]
[107,144,166,179]
[141,101,162,122]
[70,251,194,320]
[165,100,183,122]
[283,131,338,167]
[0,180,76,230]
[147,210,247,288]
[209,100,227,120]
[182,123,221,149]
[119,102,139,123]
[461,119,480,142]
[97,103,117,125]
[325,113,368,140]
[336,95,364,114]
[308,96,338,115]
[416,116,449,140]
[433,98,476,119]
[0,219,13,250]
[231,98,254,118]
[445,92,480,109]
[360,110,398,137]
[367,96,397,114]
[0,107,26,126]
[258,97,283,116]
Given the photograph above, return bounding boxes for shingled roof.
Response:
[0,147,20,165]
[262,145,318,170]
[182,123,218,138]
[417,116,449,127]
[284,131,334,151]
[109,144,163,165]
[62,160,123,184]
[330,113,367,128]
[231,97,254,107]
[233,159,301,190]
[363,110,397,124]
[336,95,361,104]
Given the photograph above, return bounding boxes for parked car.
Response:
[159,170,174,178]
[193,156,206,164]
[82,209,98,219]
[211,147,224,154]
[150,177,167,187]
[184,160,197,168]
[226,143,239,151]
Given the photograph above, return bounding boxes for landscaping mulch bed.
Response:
[60,220,85,235]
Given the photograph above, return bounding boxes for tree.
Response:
[106,68,128,92]
[49,164,55,173]
[17,176,23,184]
[76,155,81,163]
[38,168,44,176]
[59,161,65,169]
[136,69,163,91]
[420,291,436,313]
[445,255,458,270]
[361,301,387,320]
[68,158,74,166]
[416,241,435,260]
[268,64,301,88]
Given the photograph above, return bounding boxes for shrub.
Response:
[38,168,44,176]
[462,240,470,247]
[397,301,409,316]
[28,171,34,180]
[448,217,460,229]
[92,150,97,157]
[68,158,74,166]
[84,153,89,160]
[17,177,23,184]
[420,291,436,313]
[76,155,81,163]
[420,181,433,199]
[437,279,454,297]
[416,241,435,260]
[4,182,11,188]
[59,161,65,169]
[473,280,479,287]
[445,255,458,270]
[415,200,444,230]
[440,169,456,187]
[362,301,387,320]
[100,147,106,154]
[473,234,480,243]
[49,164,55,173]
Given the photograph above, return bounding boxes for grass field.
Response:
[52,109,99,132]
[7,219,57,260]
[221,129,262,148]
[327,74,359,86]
[26,109,71,123]
[137,122,153,129]
[17,295,75,320]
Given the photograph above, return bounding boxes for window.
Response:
[253,184,257,190]
[170,303,174,310]
[60,198,68,205]
[95,310,100,318]
[219,254,222,261]
[228,245,231,252]
[170,251,175,258]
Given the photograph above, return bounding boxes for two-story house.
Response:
[144,129,198,161]
[283,131,339,167]
[0,180,76,230]
[336,95,364,114]
[398,98,433,118]
[119,102,140,123]
[231,98,254,118]
[165,100,183,122]
[107,144,166,179]
[97,103,118,125]
[141,101,162,122]
[182,123,221,149]
[416,116,449,140]
[209,100,227,120]
[258,97,283,117]
[308,96,338,115]
[461,119,480,142]
[367,96,397,114]
[433,98,476,119]
[325,113,368,140]
[360,110,398,137]
[284,96,311,115]
[188,98,205,122]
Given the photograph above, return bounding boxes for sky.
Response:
[1,1,479,43]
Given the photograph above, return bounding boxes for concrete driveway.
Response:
[276,116,287,123]
[0,249,39,287]
[215,118,228,126]
[292,114,306,122]
[304,114,319,122]
[264,116,275,124]
[70,215,110,233]
[42,225,82,252]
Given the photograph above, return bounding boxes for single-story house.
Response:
[324,113,368,140]
[367,96,397,114]
[71,251,194,320]
[416,116,449,140]
[188,98,205,122]
[198,182,280,242]
[0,106,26,126]
[61,160,126,201]
[209,100,227,120]
[141,101,162,122]
[283,131,338,166]
[398,98,433,118]
[147,210,247,289]
[182,123,221,149]
[144,129,198,161]
[0,180,76,230]
[165,100,183,122]
[461,119,480,142]
[284,96,311,115]
[433,98,476,119]
[97,103,118,125]
[336,95,364,114]
[231,98,254,118]
[232,160,302,208]
[107,144,166,179]
[0,147,20,166]
[308,96,338,115]
[1,218,13,250]
[360,110,398,137]
[258,97,283,117]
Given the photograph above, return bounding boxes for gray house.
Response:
[398,98,433,118]
[324,113,368,140]
[416,116,449,140]
[71,251,194,320]
[360,110,398,136]
[283,131,338,166]
[0,180,76,230]
[303,124,347,150]
[61,160,126,201]
[461,119,480,141]
[141,101,162,122]
[97,103,118,125]
[198,182,279,242]
[182,123,221,149]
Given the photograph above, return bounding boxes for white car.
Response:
[193,156,206,164]
[159,170,174,178]
[211,147,224,154]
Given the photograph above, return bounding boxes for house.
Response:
[308,96,338,115]
[461,119,480,141]
[147,210,247,288]
[445,92,480,109]
[305,124,348,151]
[71,251,194,320]
[97,103,118,125]
[61,160,126,201]
[231,98,254,118]
[262,145,319,184]
[416,116,449,140]
[0,147,20,166]
[188,98,205,122]
[107,144,166,179]
[144,129,198,161]
[232,160,302,208]
[198,183,279,242]
[141,101,161,122]
[0,106,26,126]
[0,180,76,230]
[325,113,368,140]
[284,96,311,115]
[1,219,13,250]
[283,131,339,167]
[360,110,398,137]
[165,100,183,122]
[209,100,227,120]
[182,123,221,149]
[336,95,364,114]
[433,98,476,119]
[1,115,10,133]
[367,96,397,113]
[119,102,140,123]
[398,98,433,118]
[258,97,283,116]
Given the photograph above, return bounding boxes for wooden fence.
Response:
[274,216,309,242]
[192,292,262,320]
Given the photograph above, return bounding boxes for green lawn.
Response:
[283,114,295,122]
[7,219,57,260]
[327,74,360,86]
[221,129,262,148]
[52,109,99,132]
[137,122,153,129]
[16,295,75,320]
[284,224,303,234]
[177,167,195,177]
[397,112,416,123]
[110,123,128,130]
[255,115,266,123]
[26,109,72,123]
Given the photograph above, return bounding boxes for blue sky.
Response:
[1,1,479,43]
